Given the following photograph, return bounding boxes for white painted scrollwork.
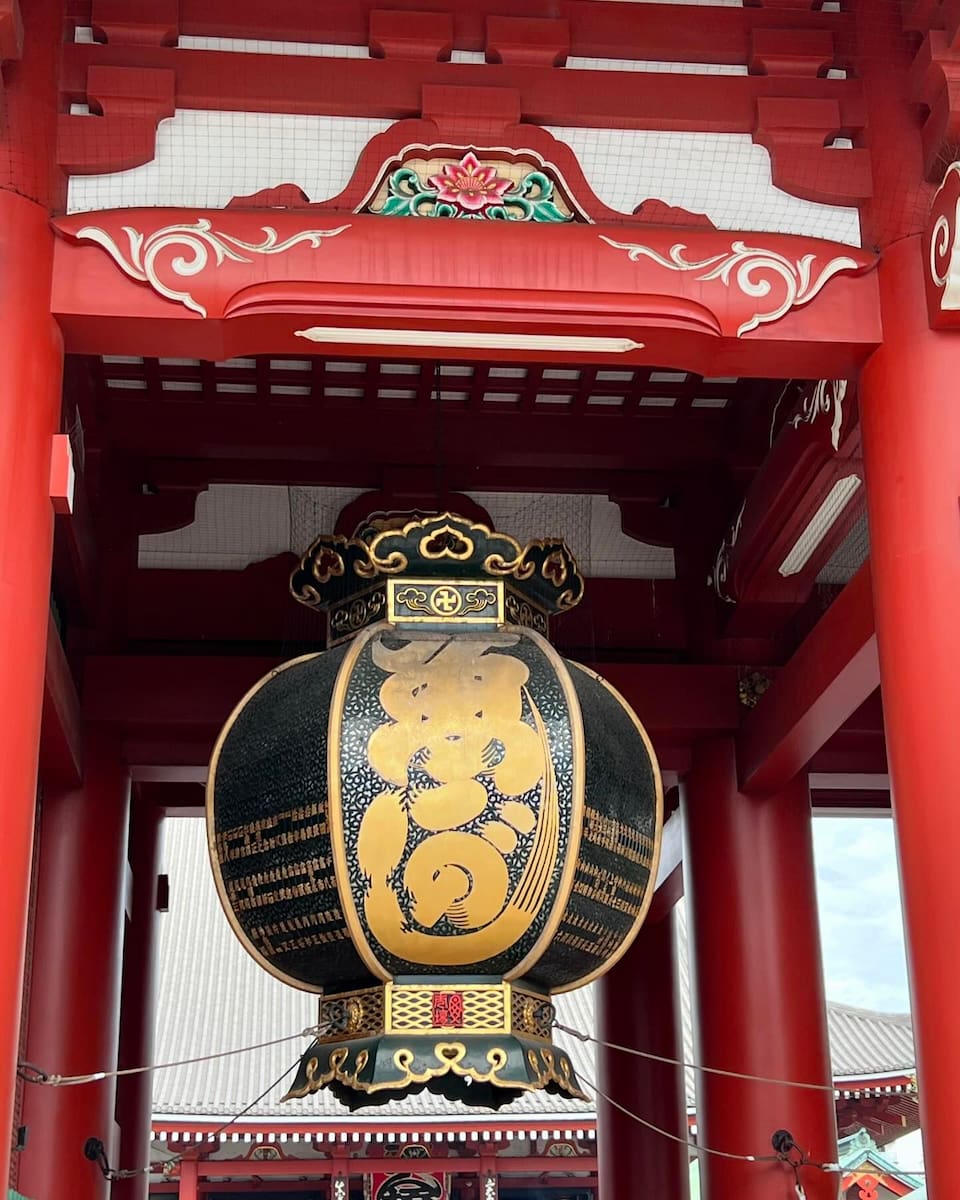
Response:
[929,164,960,310]
[711,499,745,604]
[787,379,848,452]
[74,218,351,316]
[599,236,861,336]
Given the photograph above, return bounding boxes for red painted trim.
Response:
[721,381,864,634]
[61,40,865,137]
[189,1156,598,1177]
[165,0,859,64]
[51,209,880,379]
[736,561,878,794]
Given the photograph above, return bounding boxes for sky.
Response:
[812,815,911,1014]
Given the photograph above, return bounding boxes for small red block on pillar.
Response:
[486,16,570,67]
[91,0,178,45]
[750,29,836,76]
[49,434,75,517]
[369,10,454,61]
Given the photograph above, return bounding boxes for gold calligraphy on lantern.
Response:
[356,635,559,965]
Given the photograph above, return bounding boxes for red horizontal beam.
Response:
[188,1155,598,1177]
[154,1118,594,1137]
[85,654,739,736]
[62,44,864,134]
[736,560,879,795]
[176,0,855,61]
[85,654,739,776]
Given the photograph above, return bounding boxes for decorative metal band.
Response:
[510,989,556,1042]
[386,983,508,1035]
[504,588,549,636]
[315,982,554,1044]
[328,586,387,647]
[387,578,503,627]
[317,987,385,1042]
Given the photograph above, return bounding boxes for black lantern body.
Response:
[207,514,661,1109]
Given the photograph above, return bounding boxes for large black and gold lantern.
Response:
[207,514,661,1110]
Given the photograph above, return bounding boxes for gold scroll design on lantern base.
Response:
[357,635,560,966]
[285,1041,586,1101]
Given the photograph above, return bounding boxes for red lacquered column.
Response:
[684,740,836,1200]
[0,0,68,1181]
[860,233,960,1200]
[19,737,132,1200]
[596,907,689,1200]
[115,804,165,1199]
[0,190,64,1192]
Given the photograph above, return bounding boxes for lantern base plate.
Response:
[283,1033,587,1111]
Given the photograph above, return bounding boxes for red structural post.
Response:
[859,233,960,1200]
[0,189,64,1193]
[178,1159,198,1200]
[115,804,165,1200]
[683,740,837,1200]
[0,0,68,1185]
[596,907,689,1200]
[19,737,132,1200]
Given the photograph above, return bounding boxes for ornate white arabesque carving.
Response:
[929,163,960,310]
[74,218,350,316]
[787,379,848,452]
[599,236,862,336]
[711,499,745,604]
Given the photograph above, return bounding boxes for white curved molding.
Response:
[711,499,744,603]
[787,379,848,452]
[599,236,862,336]
[74,219,350,316]
[929,162,960,311]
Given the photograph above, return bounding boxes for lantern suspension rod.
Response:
[555,1021,837,1092]
[18,1025,326,1088]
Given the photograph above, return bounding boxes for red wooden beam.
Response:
[84,654,739,776]
[736,560,878,795]
[62,42,864,134]
[39,611,83,787]
[189,1155,598,1177]
[174,0,855,60]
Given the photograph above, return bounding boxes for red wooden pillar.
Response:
[0,191,64,1193]
[596,906,689,1200]
[19,736,132,1200]
[115,804,165,1199]
[0,0,68,1185]
[859,233,960,1200]
[683,740,836,1200]
[178,1159,198,1200]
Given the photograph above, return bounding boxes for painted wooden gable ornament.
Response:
[207,514,662,1109]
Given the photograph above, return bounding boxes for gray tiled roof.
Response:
[154,819,914,1121]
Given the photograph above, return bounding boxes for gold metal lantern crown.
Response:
[208,513,661,1110]
[289,512,584,646]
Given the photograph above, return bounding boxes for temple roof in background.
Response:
[154,819,916,1123]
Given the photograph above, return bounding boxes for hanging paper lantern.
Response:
[207,513,662,1109]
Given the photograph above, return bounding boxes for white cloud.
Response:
[813,816,911,1013]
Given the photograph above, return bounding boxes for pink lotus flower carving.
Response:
[428,152,513,212]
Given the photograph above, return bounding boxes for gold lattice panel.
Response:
[385,983,509,1035]
[511,989,555,1042]
[318,987,385,1042]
